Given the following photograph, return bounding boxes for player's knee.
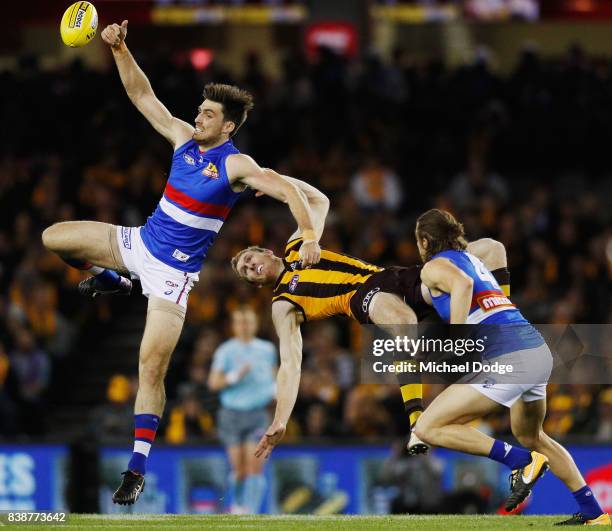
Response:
[139,360,168,387]
[386,304,417,325]
[515,431,542,450]
[42,223,63,252]
[413,418,437,445]
[397,308,417,325]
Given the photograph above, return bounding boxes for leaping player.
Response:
[41,20,321,505]
[413,208,610,526]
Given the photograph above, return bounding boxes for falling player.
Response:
[41,19,321,505]
[230,177,507,458]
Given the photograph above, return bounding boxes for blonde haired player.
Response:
[43,17,320,505]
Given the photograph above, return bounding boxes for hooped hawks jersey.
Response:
[272,238,382,321]
[140,139,242,273]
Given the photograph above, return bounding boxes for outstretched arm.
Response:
[227,155,321,267]
[254,301,303,459]
[101,20,193,148]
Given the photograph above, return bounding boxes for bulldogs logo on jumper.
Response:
[202,162,219,179]
[288,274,300,293]
[183,153,195,165]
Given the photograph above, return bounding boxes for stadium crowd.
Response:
[0,42,610,442]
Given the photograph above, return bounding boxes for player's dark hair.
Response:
[231,246,268,282]
[203,83,254,137]
[416,209,467,261]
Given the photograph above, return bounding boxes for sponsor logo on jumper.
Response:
[202,162,219,179]
[476,290,515,312]
[362,287,381,313]
[166,280,179,288]
[172,249,190,262]
[288,274,300,293]
[183,153,195,165]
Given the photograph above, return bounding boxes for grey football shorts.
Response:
[217,406,270,448]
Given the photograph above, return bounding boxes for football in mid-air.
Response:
[60,2,98,47]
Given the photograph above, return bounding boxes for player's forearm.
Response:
[111,42,154,100]
[449,281,473,324]
[283,183,318,241]
[278,174,329,207]
[272,364,301,426]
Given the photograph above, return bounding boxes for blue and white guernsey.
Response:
[429,250,544,358]
[140,139,242,273]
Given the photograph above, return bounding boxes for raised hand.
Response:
[101,19,128,48]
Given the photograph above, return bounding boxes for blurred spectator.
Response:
[594,388,612,442]
[544,393,575,438]
[304,323,354,390]
[304,403,343,439]
[8,328,51,436]
[380,440,445,514]
[165,386,214,445]
[345,385,396,440]
[448,154,508,211]
[350,157,403,212]
[0,342,18,437]
[90,374,138,443]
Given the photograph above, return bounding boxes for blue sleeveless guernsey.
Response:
[428,250,543,358]
[140,139,242,273]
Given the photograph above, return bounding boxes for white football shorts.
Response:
[116,226,198,309]
[466,342,553,408]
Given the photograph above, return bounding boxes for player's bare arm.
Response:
[254,300,303,459]
[226,155,321,267]
[101,20,193,148]
[278,174,330,242]
[254,172,330,241]
[421,259,473,324]
[467,238,507,271]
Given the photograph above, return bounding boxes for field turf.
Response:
[3,514,571,530]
